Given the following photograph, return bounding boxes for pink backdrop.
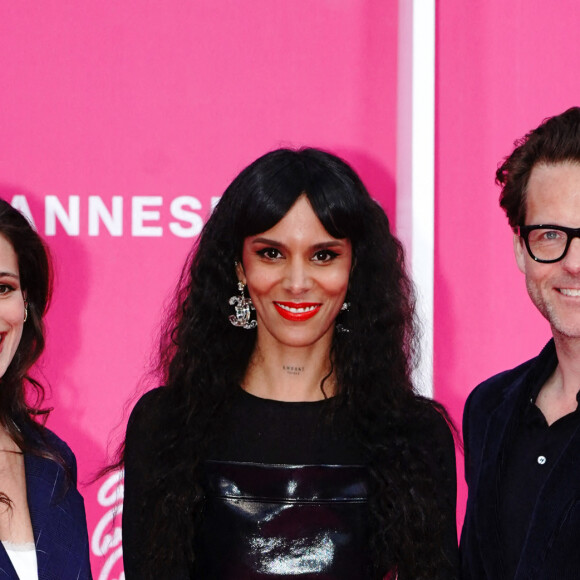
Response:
[0,3,398,577]
[3,1,580,576]
[436,0,580,528]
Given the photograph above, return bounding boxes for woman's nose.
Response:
[282,259,312,294]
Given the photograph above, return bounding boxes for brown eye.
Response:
[257,248,283,260]
[312,250,339,262]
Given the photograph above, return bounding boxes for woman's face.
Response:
[238,195,352,351]
[0,235,25,379]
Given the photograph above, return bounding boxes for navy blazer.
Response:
[0,427,92,580]
[461,340,580,580]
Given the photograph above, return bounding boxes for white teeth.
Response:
[560,288,580,297]
[276,303,318,313]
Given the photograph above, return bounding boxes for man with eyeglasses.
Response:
[461,107,580,580]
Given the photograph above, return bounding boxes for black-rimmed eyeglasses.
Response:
[519,224,580,263]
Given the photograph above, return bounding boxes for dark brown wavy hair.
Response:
[497,106,580,230]
[125,148,454,579]
[0,199,57,462]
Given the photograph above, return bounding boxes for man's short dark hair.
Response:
[497,106,580,231]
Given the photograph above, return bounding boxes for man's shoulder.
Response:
[469,359,534,404]
[466,340,554,415]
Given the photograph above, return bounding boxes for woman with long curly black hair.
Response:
[122,148,459,579]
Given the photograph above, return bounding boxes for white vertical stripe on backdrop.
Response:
[397,0,435,397]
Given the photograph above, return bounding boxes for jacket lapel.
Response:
[0,452,54,580]
[474,369,531,579]
[0,546,19,579]
[25,451,64,580]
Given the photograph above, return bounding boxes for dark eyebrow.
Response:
[311,241,348,250]
[249,238,347,250]
[0,271,19,280]
[250,237,282,246]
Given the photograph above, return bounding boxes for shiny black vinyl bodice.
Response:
[197,460,371,579]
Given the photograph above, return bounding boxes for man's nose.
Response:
[562,236,580,274]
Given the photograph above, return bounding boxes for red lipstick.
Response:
[274,302,321,321]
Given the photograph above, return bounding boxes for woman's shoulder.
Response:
[23,422,76,464]
[19,422,80,485]
[408,397,457,452]
[124,387,173,460]
[127,387,170,431]
[40,425,75,455]
[409,398,458,485]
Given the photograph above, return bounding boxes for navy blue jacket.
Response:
[461,340,580,580]
[0,426,92,580]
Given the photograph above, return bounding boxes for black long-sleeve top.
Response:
[122,386,459,579]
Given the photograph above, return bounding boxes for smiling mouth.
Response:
[273,302,321,321]
[559,288,580,297]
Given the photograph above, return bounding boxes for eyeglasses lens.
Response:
[527,228,567,261]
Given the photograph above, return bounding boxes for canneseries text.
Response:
[10,195,221,238]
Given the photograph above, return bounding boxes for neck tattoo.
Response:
[283,365,304,376]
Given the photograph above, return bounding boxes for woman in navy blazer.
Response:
[0,200,92,580]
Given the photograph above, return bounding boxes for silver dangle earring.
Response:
[23,303,28,323]
[229,282,257,329]
[336,301,350,333]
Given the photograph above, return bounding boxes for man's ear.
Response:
[235,261,246,285]
[513,234,526,274]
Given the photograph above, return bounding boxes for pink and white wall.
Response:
[1,1,578,577]
[437,0,580,529]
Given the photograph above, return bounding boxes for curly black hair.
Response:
[125,148,454,579]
